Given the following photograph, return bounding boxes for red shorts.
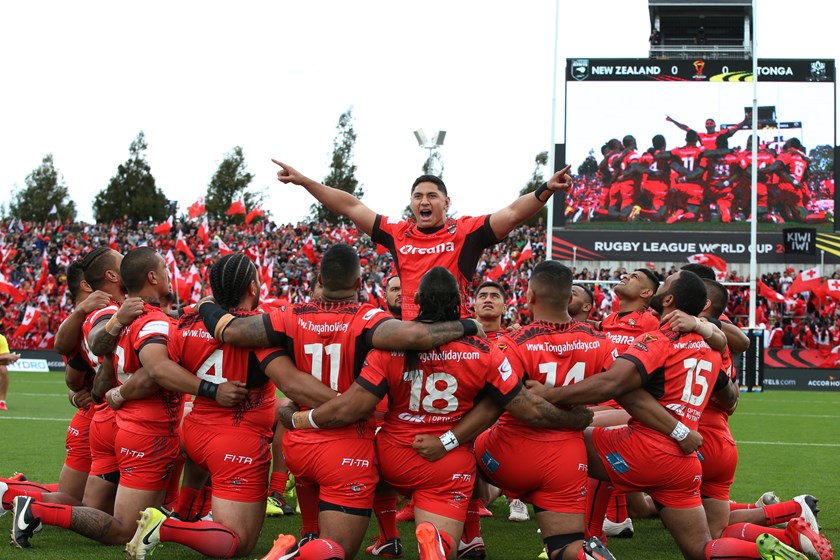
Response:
[283,435,377,510]
[376,434,474,522]
[697,426,737,501]
[115,430,181,491]
[475,427,587,513]
[592,426,702,509]
[89,418,119,476]
[65,410,93,473]
[183,415,271,502]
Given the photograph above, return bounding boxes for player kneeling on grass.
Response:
[526,270,828,560]
[278,267,594,560]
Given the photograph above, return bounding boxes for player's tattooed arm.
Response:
[526,358,641,406]
[303,382,381,429]
[504,386,594,431]
[371,318,484,351]
[89,297,144,356]
[413,396,504,462]
[265,354,338,409]
[617,389,703,454]
[90,355,117,404]
[197,302,272,347]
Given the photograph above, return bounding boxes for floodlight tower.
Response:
[413,128,446,175]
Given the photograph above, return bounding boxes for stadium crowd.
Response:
[2,218,838,353]
[0,162,833,560]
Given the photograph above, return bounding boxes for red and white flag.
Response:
[788,266,822,295]
[215,236,232,256]
[176,232,195,263]
[188,198,205,220]
[513,241,533,269]
[756,280,786,303]
[226,200,246,216]
[0,280,25,302]
[197,217,209,247]
[687,253,728,279]
[153,216,173,235]
[33,249,49,294]
[245,204,265,225]
[302,235,318,264]
[823,278,840,300]
[14,305,42,337]
[486,253,510,281]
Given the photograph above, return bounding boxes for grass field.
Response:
[0,371,837,559]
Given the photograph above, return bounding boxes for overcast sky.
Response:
[1,0,836,224]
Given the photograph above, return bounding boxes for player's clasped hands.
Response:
[679,429,704,455]
[214,380,248,407]
[412,434,446,462]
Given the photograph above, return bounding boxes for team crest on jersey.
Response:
[447,221,457,234]
[628,318,636,328]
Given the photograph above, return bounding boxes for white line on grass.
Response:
[737,440,840,447]
[0,416,71,422]
[15,393,69,398]
[737,412,840,419]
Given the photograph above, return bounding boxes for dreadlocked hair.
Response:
[415,267,460,323]
[406,266,460,372]
[210,253,258,310]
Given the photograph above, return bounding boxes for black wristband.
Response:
[197,380,219,400]
[534,182,550,202]
[459,319,479,337]
[198,303,228,337]
[706,317,722,329]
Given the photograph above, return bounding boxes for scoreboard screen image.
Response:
[560,58,836,230]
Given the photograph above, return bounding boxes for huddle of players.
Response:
[595,115,824,225]
[1,158,834,560]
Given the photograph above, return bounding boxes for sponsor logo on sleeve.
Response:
[498,358,513,381]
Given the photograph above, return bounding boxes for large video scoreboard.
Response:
[553,58,837,263]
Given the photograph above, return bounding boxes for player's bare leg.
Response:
[81,474,118,515]
[534,510,586,560]
[415,507,462,560]
[318,508,371,559]
[56,466,89,503]
[658,505,712,560]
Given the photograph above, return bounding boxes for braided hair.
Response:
[80,247,114,290]
[209,253,258,310]
[415,267,461,322]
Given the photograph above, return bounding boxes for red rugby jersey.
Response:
[357,336,522,443]
[619,329,726,451]
[372,215,498,320]
[112,303,183,437]
[170,309,275,434]
[601,308,660,353]
[495,320,617,440]
[265,300,392,443]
